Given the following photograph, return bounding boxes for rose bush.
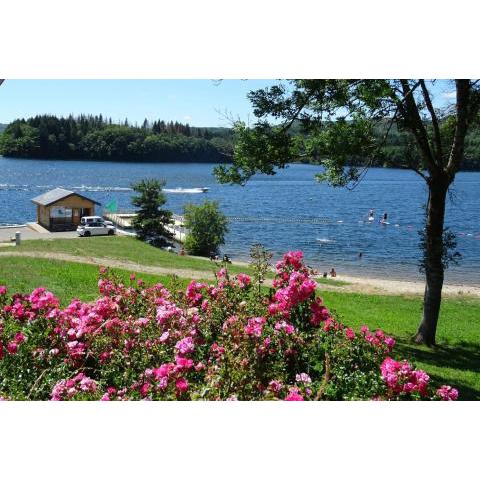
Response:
[0,252,458,401]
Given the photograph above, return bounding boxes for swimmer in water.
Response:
[381,212,388,223]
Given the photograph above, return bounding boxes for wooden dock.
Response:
[103,212,187,243]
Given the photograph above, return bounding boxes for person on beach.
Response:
[330,268,337,277]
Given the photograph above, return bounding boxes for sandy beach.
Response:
[321,273,480,297]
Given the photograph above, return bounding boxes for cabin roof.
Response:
[31,188,101,207]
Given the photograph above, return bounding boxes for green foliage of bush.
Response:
[183,201,229,256]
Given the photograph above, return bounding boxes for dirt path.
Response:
[0,250,219,281]
[1,251,479,297]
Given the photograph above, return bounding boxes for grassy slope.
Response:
[1,249,479,399]
[15,237,252,275]
[14,236,342,285]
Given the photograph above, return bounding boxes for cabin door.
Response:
[72,208,81,225]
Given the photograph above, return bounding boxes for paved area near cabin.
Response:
[0,226,79,242]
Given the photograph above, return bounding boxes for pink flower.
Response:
[384,336,396,350]
[236,273,251,288]
[274,320,295,335]
[175,336,195,355]
[7,342,18,354]
[345,328,355,340]
[285,387,304,401]
[175,356,194,370]
[436,385,459,401]
[140,383,151,397]
[159,331,170,343]
[0,286,7,295]
[268,380,283,393]
[176,377,189,394]
[295,373,312,384]
[245,317,266,337]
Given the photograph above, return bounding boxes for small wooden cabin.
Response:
[31,188,100,232]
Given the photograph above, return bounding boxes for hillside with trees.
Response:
[1,113,480,169]
[0,115,233,162]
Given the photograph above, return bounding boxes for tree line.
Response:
[1,113,480,170]
[0,114,233,162]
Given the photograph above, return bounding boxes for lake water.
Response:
[1,157,479,284]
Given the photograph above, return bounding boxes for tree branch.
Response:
[419,79,443,162]
[446,80,471,177]
[399,80,439,173]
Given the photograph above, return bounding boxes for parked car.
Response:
[80,216,114,226]
[77,222,116,237]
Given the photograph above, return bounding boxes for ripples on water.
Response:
[1,158,479,284]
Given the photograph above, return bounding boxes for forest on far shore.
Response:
[1,114,480,170]
[0,115,233,162]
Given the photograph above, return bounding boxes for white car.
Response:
[80,216,114,226]
[77,221,116,237]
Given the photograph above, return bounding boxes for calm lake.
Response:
[1,157,479,284]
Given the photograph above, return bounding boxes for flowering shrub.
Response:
[0,252,458,401]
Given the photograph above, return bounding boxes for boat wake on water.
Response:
[0,184,209,193]
[316,238,336,244]
[164,187,209,194]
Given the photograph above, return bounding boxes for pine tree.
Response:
[131,179,174,247]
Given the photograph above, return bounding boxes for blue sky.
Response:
[0,79,457,127]
[0,80,278,127]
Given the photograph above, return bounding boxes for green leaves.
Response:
[183,201,229,256]
[131,179,173,244]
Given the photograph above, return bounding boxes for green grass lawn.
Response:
[1,255,479,399]
[320,290,480,400]
[0,256,193,305]
[15,236,252,275]
[13,236,344,286]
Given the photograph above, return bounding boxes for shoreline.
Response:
[323,273,480,297]
[225,257,480,296]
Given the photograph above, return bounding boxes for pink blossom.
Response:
[285,387,304,401]
[175,356,194,370]
[436,385,459,401]
[236,273,251,288]
[384,336,396,350]
[159,331,170,343]
[245,317,266,337]
[345,328,355,340]
[268,380,283,393]
[175,336,195,355]
[295,373,312,384]
[0,286,7,295]
[176,377,189,394]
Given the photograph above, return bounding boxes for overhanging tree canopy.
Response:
[215,79,480,346]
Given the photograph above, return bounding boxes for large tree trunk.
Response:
[414,176,449,346]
